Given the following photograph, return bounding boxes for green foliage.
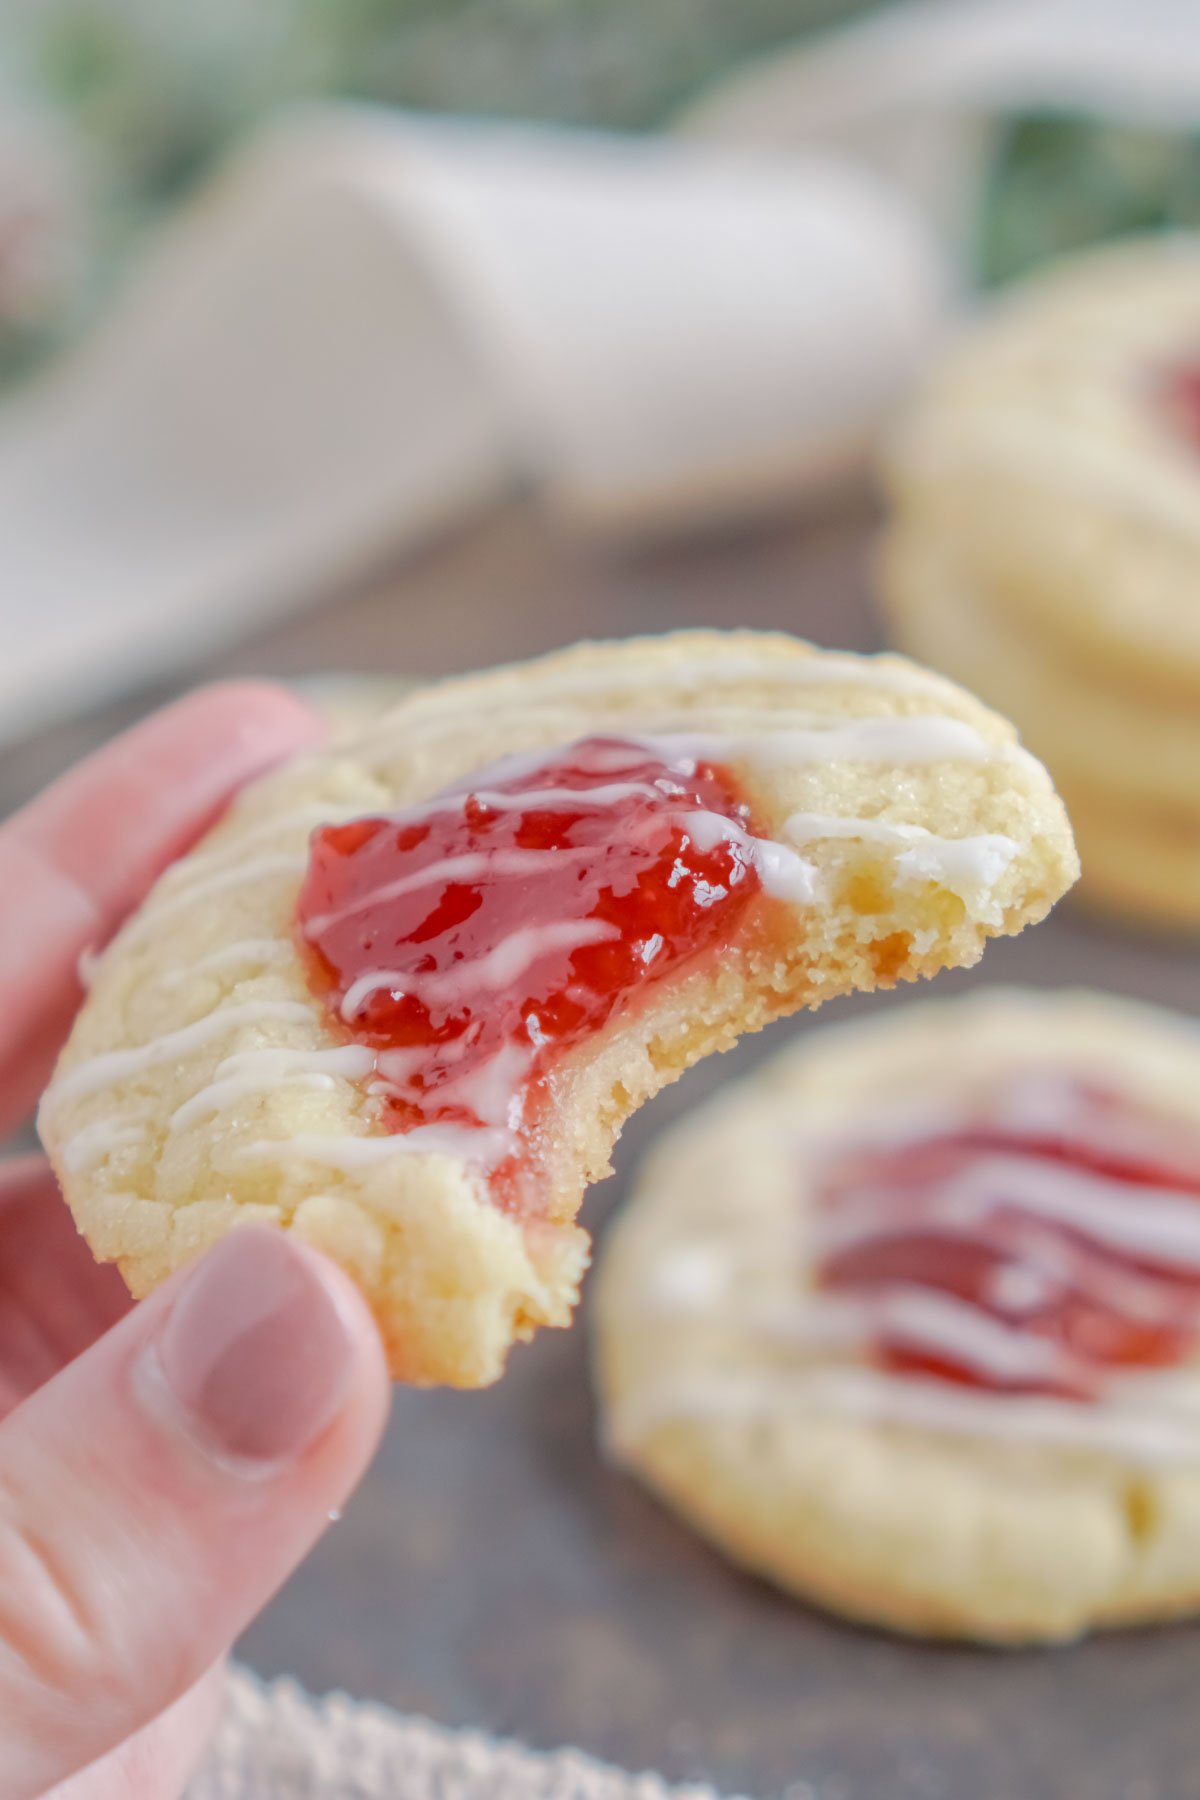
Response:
[979,115,1200,286]
[2,2,1199,372]
[24,0,880,181]
[288,0,878,130]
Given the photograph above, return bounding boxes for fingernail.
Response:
[151,1229,357,1466]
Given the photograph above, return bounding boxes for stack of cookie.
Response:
[879,238,1200,931]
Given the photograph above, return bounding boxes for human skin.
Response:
[0,684,391,1799]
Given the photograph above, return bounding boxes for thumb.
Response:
[0,1228,389,1800]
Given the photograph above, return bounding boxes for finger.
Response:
[44,1664,224,1800]
[0,1227,389,1799]
[0,682,324,1130]
[0,1161,130,1418]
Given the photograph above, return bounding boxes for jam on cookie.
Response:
[298,737,799,1211]
[817,1076,1200,1402]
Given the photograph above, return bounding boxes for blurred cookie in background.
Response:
[595,989,1200,1644]
[879,237,1200,930]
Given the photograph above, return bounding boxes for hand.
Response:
[0,686,390,1800]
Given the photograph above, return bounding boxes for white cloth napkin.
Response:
[0,105,946,748]
[188,1667,745,1800]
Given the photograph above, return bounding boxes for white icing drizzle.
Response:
[304,848,592,938]
[235,1123,516,1169]
[435,1041,532,1132]
[847,1285,1072,1386]
[818,1153,1200,1271]
[47,1000,315,1109]
[357,647,1040,818]
[469,651,953,701]
[642,716,998,771]
[621,1078,1200,1466]
[747,840,820,906]
[827,1142,1200,1401]
[117,854,306,950]
[783,813,1018,910]
[606,1368,1200,1468]
[359,1040,533,1158]
[161,938,291,989]
[364,651,969,762]
[666,1285,1078,1389]
[810,1072,1194,1183]
[372,1046,427,1084]
[682,810,818,905]
[895,837,1017,903]
[638,1255,1087,1392]
[59,1118,147,1174]
[440,739,663,792]
[339,918,621,1022]
[462,780,665,813]
[310,808,818,949]
[169,1044,377,1132]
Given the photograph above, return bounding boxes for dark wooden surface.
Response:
[6,496,1200,1800]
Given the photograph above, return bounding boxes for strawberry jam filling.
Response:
[814,1082,1200,1402]
[1157,360,1200,451]
[297,737,775,1209]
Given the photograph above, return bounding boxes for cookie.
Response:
[883,529,1200,929]
[885,237,1200,694]
[595,989,1200,1643]
[1059,788,1200,936]
[883,529,1200,819]
[39,633,1076,1387]
[880,238,1200,928]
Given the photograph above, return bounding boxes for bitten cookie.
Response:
[40,632,1076,1387]
[594,989,1200,1644]
[880,236,1200,929]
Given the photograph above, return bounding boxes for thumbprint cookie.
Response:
[595,989,1200,1642]
[40,633,1075,1386]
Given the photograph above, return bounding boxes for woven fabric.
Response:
[188,1666,744,1800]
